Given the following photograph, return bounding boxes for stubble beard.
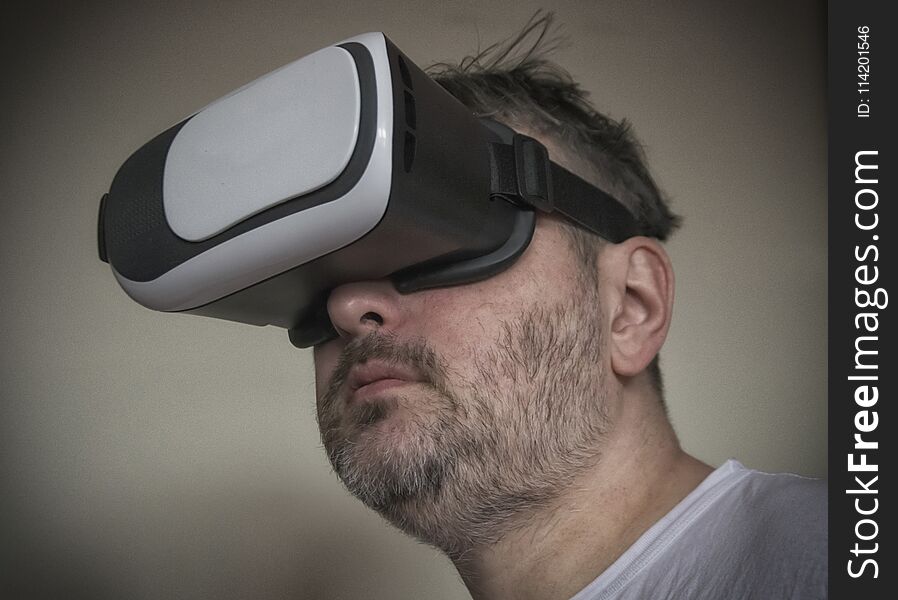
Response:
[316,278,610,559]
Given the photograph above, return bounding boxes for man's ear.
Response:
[600,237,674,378]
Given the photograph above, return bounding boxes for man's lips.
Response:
[346,361,423,402]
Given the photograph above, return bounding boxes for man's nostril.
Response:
[360,311,384,326]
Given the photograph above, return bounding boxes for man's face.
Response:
[313,216,615,556]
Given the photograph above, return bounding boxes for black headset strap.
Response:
[488,138,640,243]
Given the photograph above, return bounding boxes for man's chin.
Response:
[345,416,441,475]
[329,414,451,509]
[342,387,452,452]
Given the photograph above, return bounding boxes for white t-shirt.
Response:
[569,460,827,600]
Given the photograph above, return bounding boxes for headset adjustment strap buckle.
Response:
[513,134,554,213]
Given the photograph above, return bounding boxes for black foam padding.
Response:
[392,208,536,293]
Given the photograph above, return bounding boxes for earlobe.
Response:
[607,237,674,378]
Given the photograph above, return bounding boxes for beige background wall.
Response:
[1,1,825,599]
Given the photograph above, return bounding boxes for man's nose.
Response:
[326,280,405,340]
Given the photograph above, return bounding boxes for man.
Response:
[313,16,827,600]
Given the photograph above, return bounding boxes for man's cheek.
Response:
[423,307,502,355]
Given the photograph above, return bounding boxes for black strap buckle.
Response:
[513,134,554,213]
[485,119,640,244]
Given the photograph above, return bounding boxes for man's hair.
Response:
[427,11,680,395]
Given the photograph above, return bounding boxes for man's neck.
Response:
[451,400,713,600]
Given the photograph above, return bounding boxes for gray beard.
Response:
[316,282,610,560]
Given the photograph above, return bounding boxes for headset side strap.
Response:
[488,136,640,243]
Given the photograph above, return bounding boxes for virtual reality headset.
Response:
[98,32,639,348]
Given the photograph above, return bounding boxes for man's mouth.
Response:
[346,360,423,403]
